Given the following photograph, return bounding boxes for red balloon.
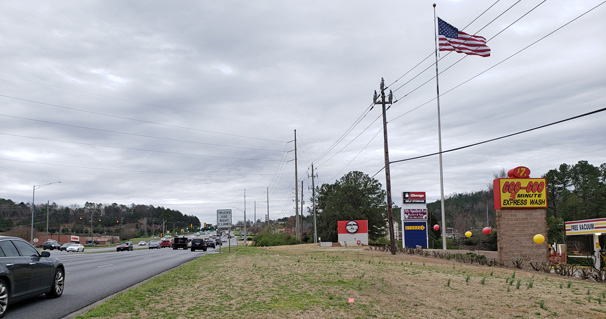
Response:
[482,227,491,235]
[433,224,440,231]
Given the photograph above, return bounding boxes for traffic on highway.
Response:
[1,237,219,319]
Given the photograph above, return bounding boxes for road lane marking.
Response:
[97,264,114,268]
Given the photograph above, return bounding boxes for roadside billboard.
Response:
[402,191,428,248]
[337,220,368,246]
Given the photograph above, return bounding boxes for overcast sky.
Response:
[1,1,604,225]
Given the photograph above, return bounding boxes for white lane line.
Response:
[97,264,114,268]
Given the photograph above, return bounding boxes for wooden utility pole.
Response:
[244,189,247,246]
[311,163,317,243]
[294,130,300,242]
[266,187,270,223]
[300,180,304,241]
[374,78,397,255]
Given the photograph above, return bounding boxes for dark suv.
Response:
[0,236,65,317]
[42,240,62,250]
[190,238,207,252]
[116,241,133,252]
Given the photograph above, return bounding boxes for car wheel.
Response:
[0,278,8,318]
[191,248,195,252]
[46,268,64,298]
[203,247,207,251]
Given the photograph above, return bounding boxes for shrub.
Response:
[253,229,299,246]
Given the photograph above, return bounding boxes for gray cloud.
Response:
[1,1,604,224]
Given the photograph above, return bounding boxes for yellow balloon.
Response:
[533,234,545,244]
[465,231,472,238]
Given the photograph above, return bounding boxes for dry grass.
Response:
[77,244,606,319]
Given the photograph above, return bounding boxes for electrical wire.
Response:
[0,113,285,152]
[371,107,606,178]
[390,0,604,123]
[0,93,285,143]
[0,157,288,176]
[312,102,375,164]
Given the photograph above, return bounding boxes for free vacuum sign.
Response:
[565,218,606,236]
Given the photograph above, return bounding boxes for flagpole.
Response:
[433,3,447,250]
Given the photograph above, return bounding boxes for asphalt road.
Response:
[4,246,211,319]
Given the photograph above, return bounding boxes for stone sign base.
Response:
[496,209,548,267]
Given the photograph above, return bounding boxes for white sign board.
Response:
[217,209,232,229]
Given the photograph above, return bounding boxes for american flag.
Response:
[438,18,490,57]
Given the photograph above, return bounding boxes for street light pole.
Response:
[31,181,61,244]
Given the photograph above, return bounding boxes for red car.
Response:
[160,239,171,248]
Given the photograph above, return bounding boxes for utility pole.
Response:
[90,212,93,245]
[266,187,270,223]
[46,200,50,240]
[294,129,300,242]
[244,189,247,246]
[300,180,304,241]
[311,163,317,243]
[144,217,148,237]
[374,78,397,255]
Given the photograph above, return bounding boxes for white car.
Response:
[138,241,147,246]
[66,244,85,252]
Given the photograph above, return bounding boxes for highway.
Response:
[4,246,212,319]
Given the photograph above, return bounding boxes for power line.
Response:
[386,0,506,90]
[0,113,285,152]
[0,93,285,143]
[390,0,604,123]
[0,157,293,176]
[0,132,283,162]
[329,127,382,183]
[318,114,381,169]
[371,106,606,177]
[313,102,375,164]
[390,0,542,97]
[320,1,544,177]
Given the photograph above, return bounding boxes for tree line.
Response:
[310,161,604,248]
[0,200,200,239]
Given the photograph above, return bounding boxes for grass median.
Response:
[75,244,606,319]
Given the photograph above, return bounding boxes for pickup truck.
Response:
[172,236,188,250]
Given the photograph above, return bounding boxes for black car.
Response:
[0,236,64,317]
[116,241,133,252]
[42,240,61,250]
[190,238,207,252]
[206,240,215,249]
